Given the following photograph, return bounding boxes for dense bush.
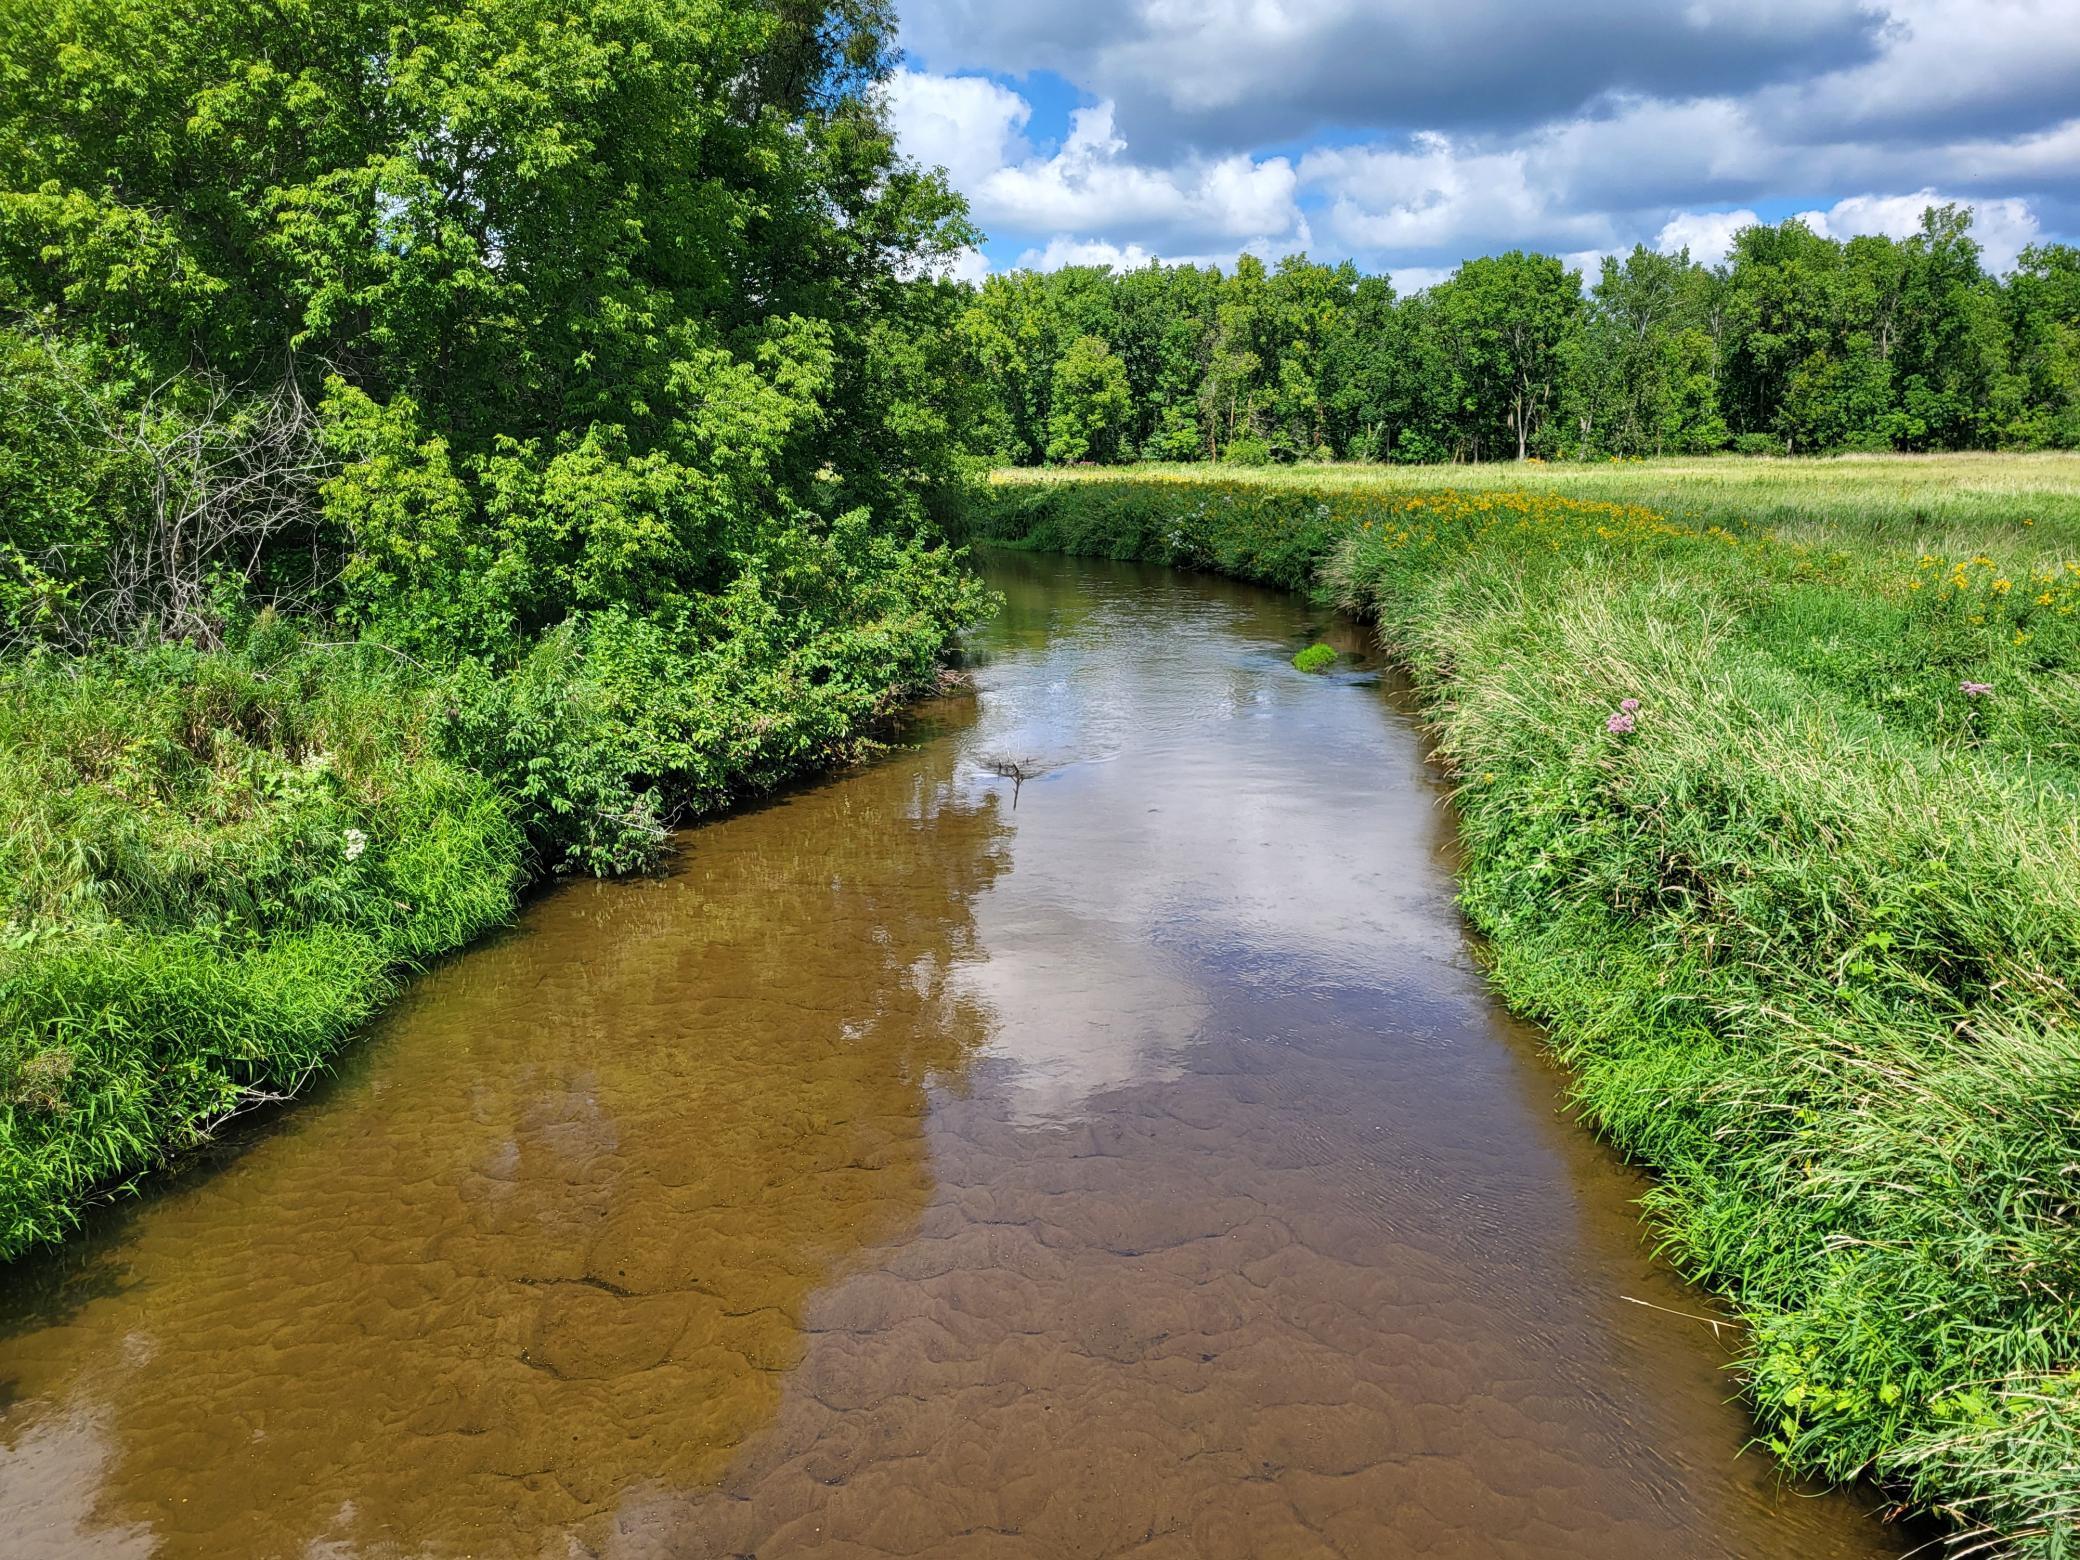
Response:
[0,514,988,1254]
[0,0,996,1254]
[974,470,2080,1558]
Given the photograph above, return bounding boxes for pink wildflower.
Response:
[1959,680,1993,697]
[1607,712,1636,735]
[1619,698,1641,712]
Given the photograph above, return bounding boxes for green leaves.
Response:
[1045,334,1132,464]
[0,0,995,1259]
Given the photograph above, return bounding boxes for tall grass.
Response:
[0,628,526,1255]
[0,540,992,1258]
[994,452,2080,554]
[973,465,2080,1558]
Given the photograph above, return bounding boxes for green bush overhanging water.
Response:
[0,0,995,1256]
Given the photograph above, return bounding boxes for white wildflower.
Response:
[343,828,369,863]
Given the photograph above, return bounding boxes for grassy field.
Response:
[996,453,2080,552]
[973,454,2080,1558]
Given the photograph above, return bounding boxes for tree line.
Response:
[952,206,2080,466]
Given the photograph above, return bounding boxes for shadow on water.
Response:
[0,551,1920,1559]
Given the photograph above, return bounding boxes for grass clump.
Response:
[972,461,2080,1558]
[1292,643,1337,673]
[0,628,524,1256]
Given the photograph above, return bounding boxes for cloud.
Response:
[938,246,993,284]
[1642,191,2045,273]
[1762,0,2080,145]
[901,0,1885,153]
[1797,191,2044,272]
[1011,237,1161,272]
[891,86,1308,264]
[881,69,1031,195]
[974,104,1300,247]
[891,2,2076,278]
[1386,265,1455,295]
[1301,135,1616,261]
[1654,209,1761,267]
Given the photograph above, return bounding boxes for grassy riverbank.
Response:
[0,551,989,1260]
[972,456,2080,1558]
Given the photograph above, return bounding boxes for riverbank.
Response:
[0,550,1908,1559]
[971,463,2080,1558]
[0,553,991,1261]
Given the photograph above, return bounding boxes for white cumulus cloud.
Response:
[890,2,2075,279]
[882,69,1032,195]
[1655,209,1761,266]
[1796,191,2043,272]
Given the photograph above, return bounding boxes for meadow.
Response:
[972,453,2080,1558]
[996,452,2080,550]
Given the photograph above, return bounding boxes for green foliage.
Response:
[1046,334,1134,463]
[2006,245,2080,450]
[0,329,135,639]
[0,511,990,1253]
[1,0,982,652]
[0,0,997,1253]
[975,464,2080,1558]
[1573,247,1728,455]
[0,629,526,1256]
[955,206,2080,472]
[1429,250,1583,460]
[1291,642,1336,673]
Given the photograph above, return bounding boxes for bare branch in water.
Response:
[987,759,1027,808]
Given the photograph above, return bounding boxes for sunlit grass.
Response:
[0,633,527,1257]
[993,451,2080,554]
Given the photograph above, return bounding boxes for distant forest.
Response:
[952,205,2080,465]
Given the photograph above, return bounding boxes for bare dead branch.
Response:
[16,339,339,650]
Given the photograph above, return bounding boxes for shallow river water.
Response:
[0,552,1909,1559]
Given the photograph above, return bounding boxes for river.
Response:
[0,551,1907,1558]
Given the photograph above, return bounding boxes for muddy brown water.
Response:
[0,552,1910,1559]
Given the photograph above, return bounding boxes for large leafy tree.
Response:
[0,0,975,648]
[1045,334,1132,463]
[1887,206,2018,450]
[1716,218,1846,448]
[1576,246,1727,456]
[2007,244,2080,448]
[1430,251,1582,460]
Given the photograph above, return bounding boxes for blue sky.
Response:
[885,0,2080,285]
